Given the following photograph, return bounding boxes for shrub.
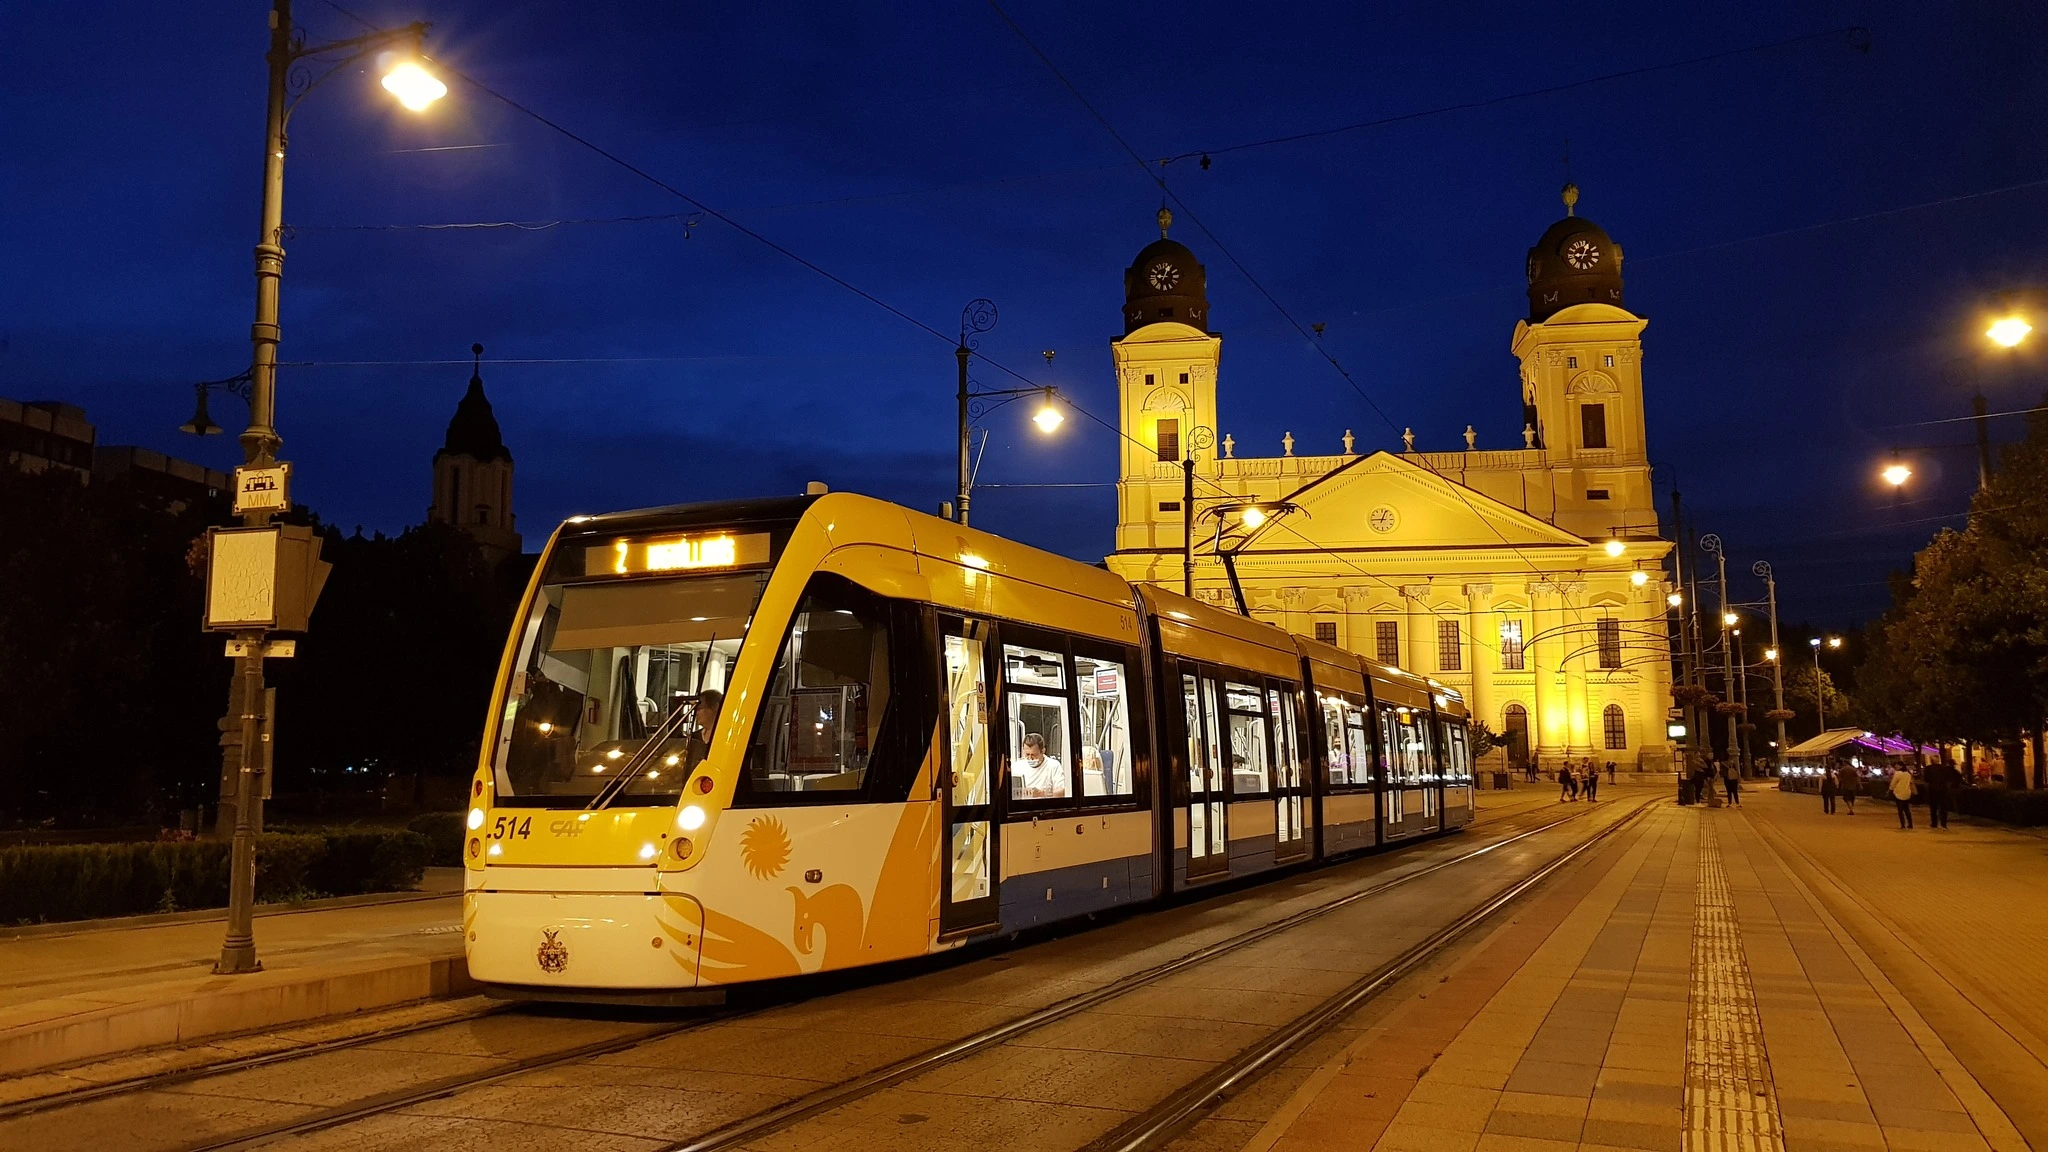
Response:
[407,811,467,868]
[1952,786,2048,827]
[0,828,429,925]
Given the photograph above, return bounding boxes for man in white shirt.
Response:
[1017,733,1068,798]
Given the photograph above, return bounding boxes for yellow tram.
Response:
[462,493,1474,1000]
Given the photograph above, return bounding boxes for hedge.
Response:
[407,811,467,868]
[0,828,429,925]
[1952,787,2048,827]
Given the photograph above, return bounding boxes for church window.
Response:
[1374,620,1400,667]
[1603,704,1627,749]
[1437,619,1461,672]
[1145,374,1155,387]
[1158,501,1181,513]
[1155,418,1180,462]
[1314,621,1337,645]
[1566,356,1578,369]
[1179,372,1189,384]
[1597,618,1622,669]
[1603,355,1615,367]
[1580,403,1608,449]
[1587,489,1610,500]
[1499,619,1525,670]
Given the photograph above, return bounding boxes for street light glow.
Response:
[1667,592,1683,607]
[1240,506,1267,528]
[1765,648,1778,661]
[1630,570,1648,586]
[1987,315,2032,348]
[1881,462,1912,487]
[1828,636,1842,649]
[1032,401,1063,433]
[1604,540,1625,557]
[381,60,447,112]
[1722,612,1739,626]
[1809,637,1821,648]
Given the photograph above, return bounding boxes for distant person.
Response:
[1606,760,1617,784]
[1820,764,1838,815]
[1559,764,1577,802]
[1016,733,1068,799]
[1583,762,1599,802]
[1889,765,1916,829]
[1925,761,1955,829]
[1722,760,1742,807]
[1525,758,1538,784]
[1839,766,1857,816]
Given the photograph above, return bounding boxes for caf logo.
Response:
[536,928,569,975]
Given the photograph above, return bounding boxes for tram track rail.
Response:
[0,796,1616,1151]
[658,796,1650,1152]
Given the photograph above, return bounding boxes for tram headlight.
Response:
[467,807,485,831]
[678,805,707,831]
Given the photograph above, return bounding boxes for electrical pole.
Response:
[1755,560,1789,765]
[1702,534,1736,772]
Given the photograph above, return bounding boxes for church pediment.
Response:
[1263,451,1589,552]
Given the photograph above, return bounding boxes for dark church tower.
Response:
[429,343,520,564]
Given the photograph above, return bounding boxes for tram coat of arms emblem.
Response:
[536,928,569,975]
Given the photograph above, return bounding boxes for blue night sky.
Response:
[5,2,2046,625]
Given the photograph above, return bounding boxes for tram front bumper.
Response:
[466,888,704,990]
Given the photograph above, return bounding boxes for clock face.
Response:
[1368,506,1397,534]
[1562,237,1600,271]
[1148,262,1180,291]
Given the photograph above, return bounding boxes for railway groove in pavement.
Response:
[0,794,1595,1151]
[657,799,1644,1152]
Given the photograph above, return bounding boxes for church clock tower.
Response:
[1112,208,1222,553]
[1510,185,1654,540]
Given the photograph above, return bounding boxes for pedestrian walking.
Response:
[1925,761,1953,829]
[1560,764,1578,802]
[1583,762,1599,802]
[1890,765,1916,829]
[1606,760,1616,784]
[1820,764,1838,815]
[1840,767,1857,815]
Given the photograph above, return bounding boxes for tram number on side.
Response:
[489,816,533,840]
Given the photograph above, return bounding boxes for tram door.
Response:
[1270,686,1308,862]
[940,620,999,934]
[1183,671,1229,880]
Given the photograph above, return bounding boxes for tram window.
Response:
[1381,705,1429,785]
[741,574,930,802]
[1075,654,1133,797]
[497,571,766,801]
[1320,692,1371,787]
[1445,723,1471,780]
[1009,695,1072,800]
[1224,681,1270,795]
[1269,686,1301,789]
[1004,645,1066,690]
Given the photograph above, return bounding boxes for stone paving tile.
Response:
[1237,802,2036,1152]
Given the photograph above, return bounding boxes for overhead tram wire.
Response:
[985,1,1617,642]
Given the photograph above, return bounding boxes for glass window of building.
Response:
[1597,618,1622,669]
[1604,704,1627,749]
[1499,619,1525,670]
[1581,403,1608,449]
[1437,619,1461,671]
[1375,620,1400,666]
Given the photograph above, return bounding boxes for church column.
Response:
[1401,584,1430,675]
[1561,580,1594,756]
[1531,581,1564,768]
[1340,586,1370,654]
[1464,583,1495,749]
[1281,587,1308,637]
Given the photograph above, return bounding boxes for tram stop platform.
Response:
[1234,784,2048,1152]
[0,871,464,1077]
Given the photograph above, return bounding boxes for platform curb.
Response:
[0,948,473,1078]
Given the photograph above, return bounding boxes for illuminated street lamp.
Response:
[1722,612,1739,627]
[1987,315,2032,348]
[1630,570,1648,587]
[1604,539,1626,557]
[1032,390,1064,433]
[1808,635,1842,736]
[210,0,445,979]
[1881,462,1911,487]
[1765,648,1778,661]
[1667,591,1683,607]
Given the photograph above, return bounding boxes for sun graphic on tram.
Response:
[741,816,793,880]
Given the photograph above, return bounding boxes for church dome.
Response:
[437,344,511,464]
[1123,208,1210,334]
[1525,184,1624,322]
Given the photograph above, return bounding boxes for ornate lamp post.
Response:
[210,0,445,977]
[1753,560,1792,765]
[1701,534,1736,770]
[951,301,1064,525]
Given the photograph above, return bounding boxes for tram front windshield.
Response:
[497,572,768,801]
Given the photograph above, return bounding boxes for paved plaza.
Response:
[1240,783,2048,1152]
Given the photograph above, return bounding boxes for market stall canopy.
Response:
[1782,728,1934,760]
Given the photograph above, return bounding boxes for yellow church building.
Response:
[1104,188,1675,773]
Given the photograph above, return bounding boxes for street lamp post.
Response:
[1702,534,1736,772]
[1808,635,1841,737]
[1754,561,1789,763]
[950,305,1064,526]
[213,0,444,977]
[1983,314,2031,489]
